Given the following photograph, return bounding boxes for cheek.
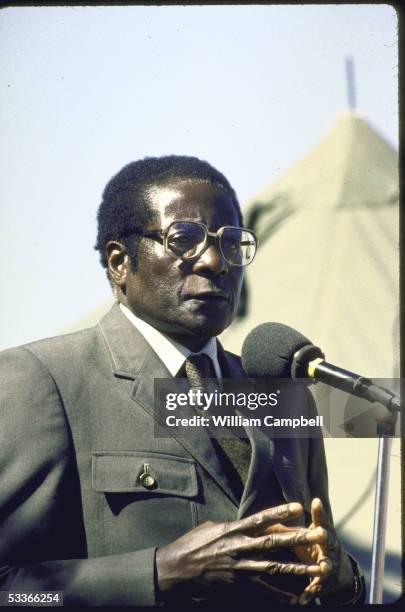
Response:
[133,257,183,302]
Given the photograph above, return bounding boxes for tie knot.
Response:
[185,354,216,389]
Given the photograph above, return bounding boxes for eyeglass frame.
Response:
[121,220,258,267]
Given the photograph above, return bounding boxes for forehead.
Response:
[144,179,239,227]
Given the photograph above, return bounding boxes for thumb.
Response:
[311,498,327,528]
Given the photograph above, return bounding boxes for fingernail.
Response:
[288,502,303,514]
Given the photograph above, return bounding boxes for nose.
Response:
[192,242,227,275]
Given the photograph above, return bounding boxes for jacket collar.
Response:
[97,303,171,380]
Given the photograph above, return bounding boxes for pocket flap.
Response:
[92,451,198,497]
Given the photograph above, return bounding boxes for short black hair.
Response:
[94,155,242,270]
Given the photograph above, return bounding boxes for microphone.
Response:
[241,322,400,412]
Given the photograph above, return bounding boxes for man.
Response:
[0,156,364,606]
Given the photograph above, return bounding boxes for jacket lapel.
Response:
[217,343,307,519]
[217,344,281,517]
[236,425,276,519]
[271,437,311,519]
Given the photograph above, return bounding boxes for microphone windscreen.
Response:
[241,322,312,377]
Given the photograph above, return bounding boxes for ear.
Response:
[106,240,130,290]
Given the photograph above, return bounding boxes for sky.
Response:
[0,4,398,350]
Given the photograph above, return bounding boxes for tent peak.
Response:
[244,111,398,213]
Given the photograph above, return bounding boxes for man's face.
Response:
[122,179,243,348]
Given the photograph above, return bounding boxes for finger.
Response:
[293,543,322,567]
[233,558,323,577]
[298,577,322,605]
[265,523,296,535]
[296,557,334,605]
[265,515,325,538]
[230,503,304,535]
[264,523,327,562]
[319,557,334,576]
[237,527,327,553]
[311,498,340,557]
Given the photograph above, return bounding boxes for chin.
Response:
[183,304,235,335]
[187,316,232,339]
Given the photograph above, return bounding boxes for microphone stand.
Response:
[368,405,398,603]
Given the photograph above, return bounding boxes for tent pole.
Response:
[345,56,357,111]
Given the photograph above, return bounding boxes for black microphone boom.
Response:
[241,322,399,413]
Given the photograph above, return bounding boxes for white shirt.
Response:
[119,303,222,379]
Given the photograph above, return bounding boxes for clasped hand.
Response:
[156,499,353,604]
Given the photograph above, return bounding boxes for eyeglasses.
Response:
[124,221,257,267]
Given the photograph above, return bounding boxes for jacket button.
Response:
[139,463,157,489]
[140,473,156,488]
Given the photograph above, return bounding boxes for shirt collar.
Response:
[119,303,221,378]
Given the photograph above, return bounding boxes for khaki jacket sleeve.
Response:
[0,347,157,606]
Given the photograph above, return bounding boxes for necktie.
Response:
[184,353,216,391]
[183,353,252,500]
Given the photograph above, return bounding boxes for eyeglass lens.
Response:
[166,222,256,266]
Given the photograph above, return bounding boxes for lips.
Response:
[184,286,231,303]
[188,291,230,302]
[182,278,233,304]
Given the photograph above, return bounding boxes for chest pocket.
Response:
[91,450,198,497]
[90,451,199,554]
